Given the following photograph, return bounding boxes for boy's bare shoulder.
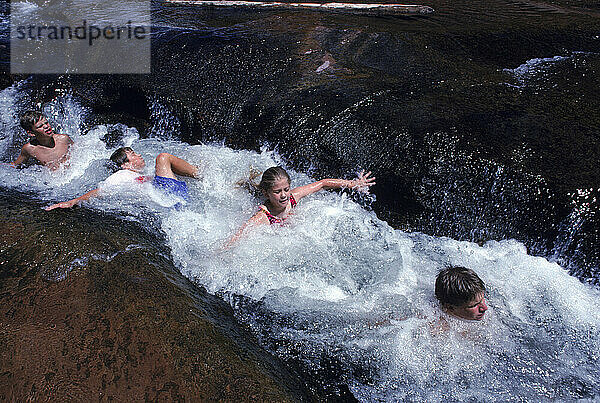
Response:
[21,141,35,152]
[54,133,73,142]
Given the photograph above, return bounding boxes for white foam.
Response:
[160,148,599,400]
[10,0,40,15]
[1,88,598,400]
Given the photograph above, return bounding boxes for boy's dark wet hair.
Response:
[435,266,486,307]
[20,110,45,131]
[259,166,291,191]
[110,147,133,168]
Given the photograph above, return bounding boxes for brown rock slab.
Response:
[0,193,313,401]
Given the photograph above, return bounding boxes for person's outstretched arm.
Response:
[224,210,270,248]
[45,188,100,211]
[291,170,375,201]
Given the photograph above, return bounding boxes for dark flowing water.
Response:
[1,0,599,400]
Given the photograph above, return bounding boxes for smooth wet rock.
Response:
[0,192,314,401]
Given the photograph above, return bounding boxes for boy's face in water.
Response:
[122,149,146,172]
[447,292,488,321]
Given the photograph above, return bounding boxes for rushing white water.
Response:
[1,87,598,401]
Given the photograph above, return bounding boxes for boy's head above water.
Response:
[110,147,146,172]
[435,266,488,321]
[20,110,53,137]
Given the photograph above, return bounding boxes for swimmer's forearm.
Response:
[293,172,375,199]
[293,179,359,199]
[12,151,28,167]
[319,178,371,190]
[224,230,244,249]
[77,188,100,202]
[303,178,356,192]
[324,171,376,191]
[224,212,269,248]
[225,224,250,248]
[320,178,355,189]
[45,188,100,211]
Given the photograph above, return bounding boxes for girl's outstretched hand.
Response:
[350,170,376,192]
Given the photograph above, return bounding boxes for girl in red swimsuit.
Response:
[228,166,375,244]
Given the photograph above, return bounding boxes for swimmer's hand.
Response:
[45,189,100,211]
[349,170,376,192]
[45,200,77,211]
[192,165,202,179]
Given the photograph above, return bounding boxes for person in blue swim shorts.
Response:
[45,147,201,210]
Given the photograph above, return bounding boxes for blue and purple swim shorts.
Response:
[153,175,189,201]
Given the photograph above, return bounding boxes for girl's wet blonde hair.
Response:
[237,166,291,197]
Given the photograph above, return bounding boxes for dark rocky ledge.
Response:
[0,191,314,401]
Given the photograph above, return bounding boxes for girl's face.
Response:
[264,177,291,210]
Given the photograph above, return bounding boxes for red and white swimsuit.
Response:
[259,194,297,224]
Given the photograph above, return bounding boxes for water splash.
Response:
[503,55,569,87]
[42,244,149,282]
[502,52,596,88]
[1,88,598,401]
[0,80,32,160]
[148,96,181,140]
[552,187,600,284]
